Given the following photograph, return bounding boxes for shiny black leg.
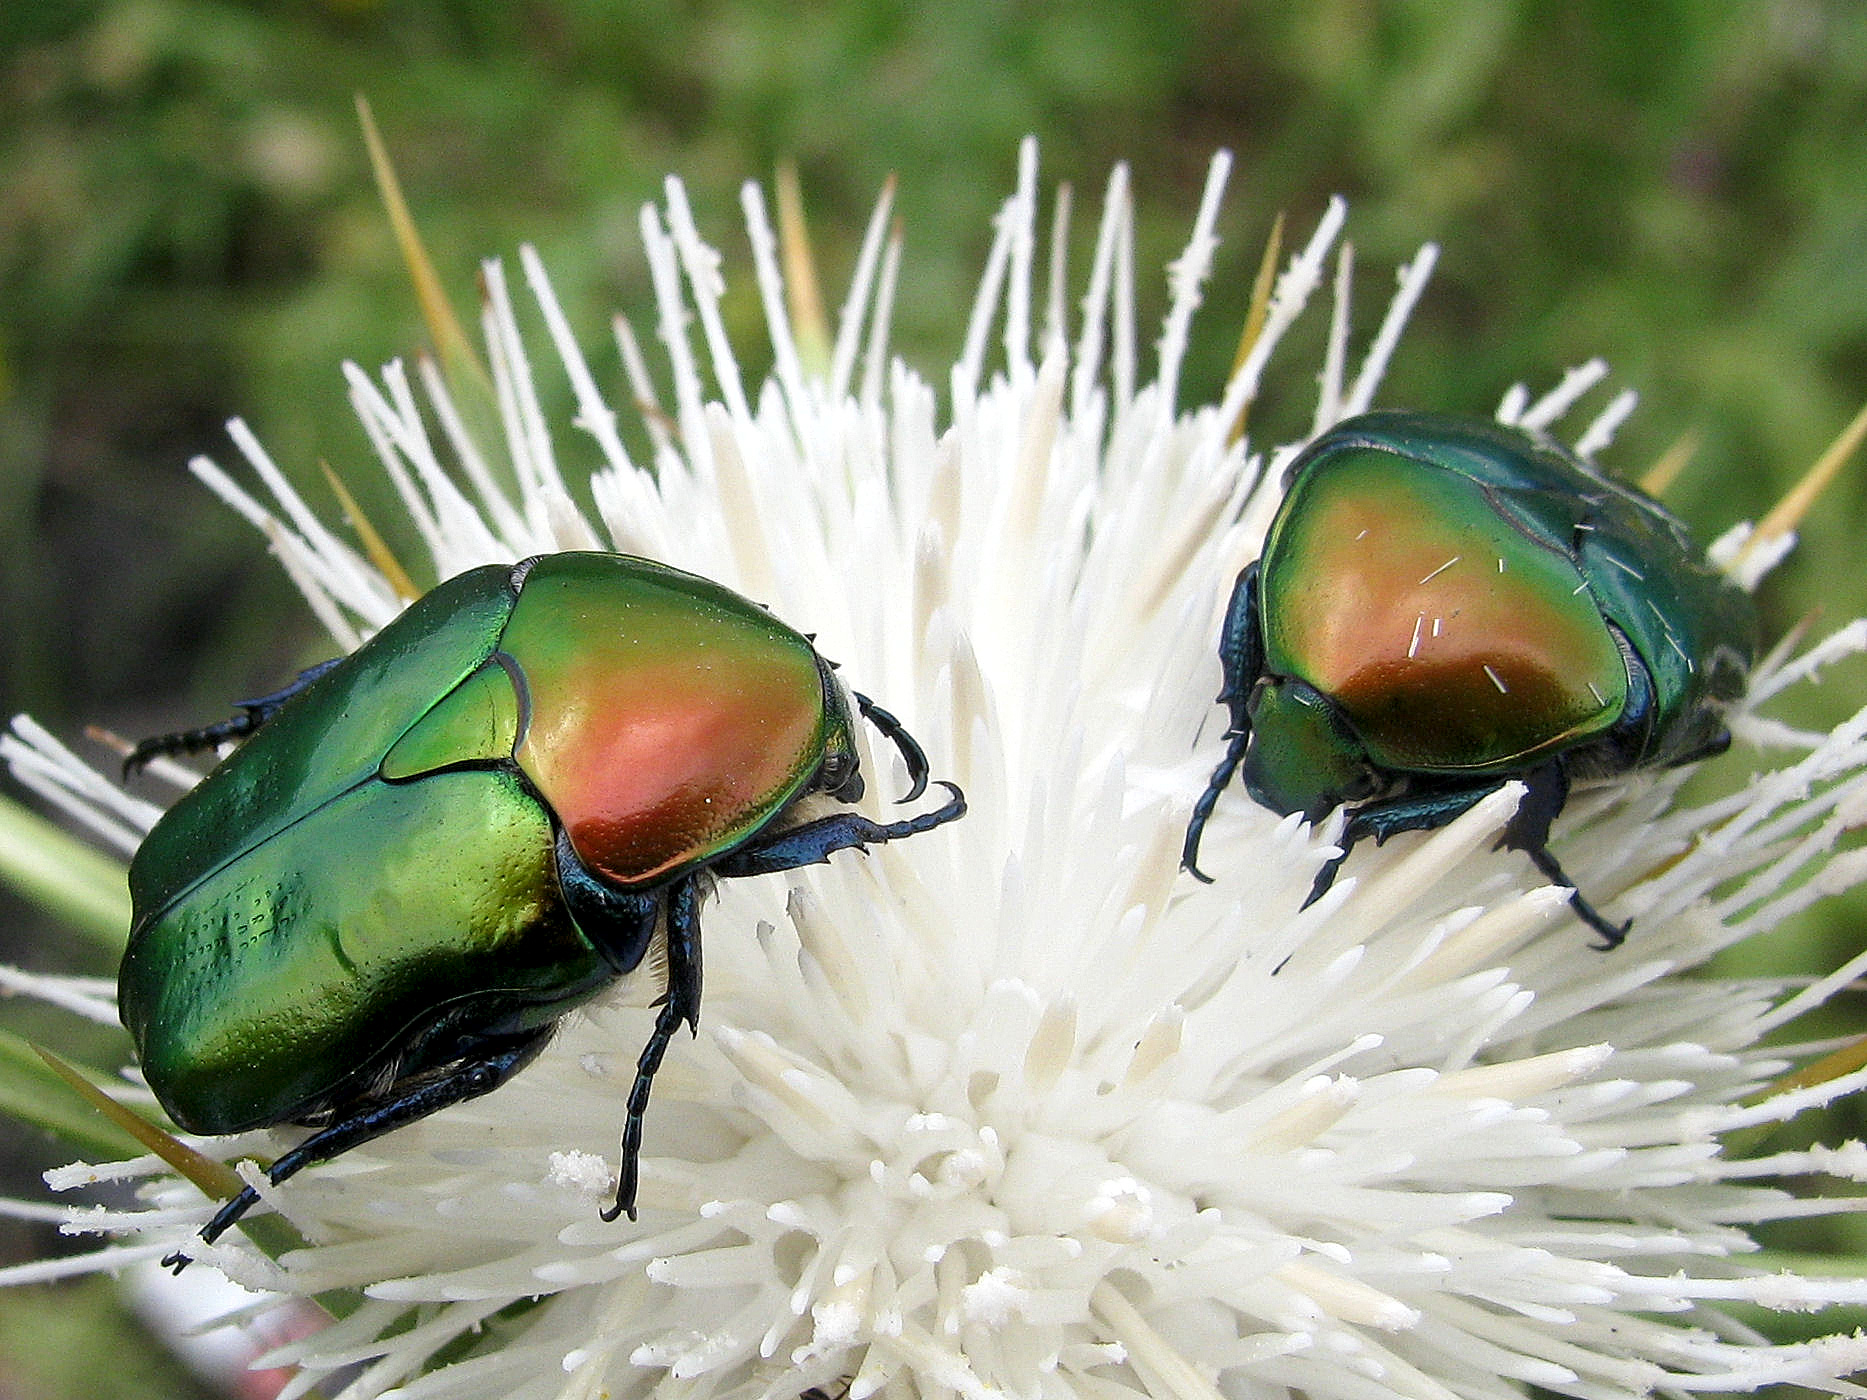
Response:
[164,1026,551,1272]
[1501,763,1629,949]
[604,879,700,1222]
[711,781,966,878]
[1302,784,1501,910]
[124,658,343,778]
[1183,564,1262,880]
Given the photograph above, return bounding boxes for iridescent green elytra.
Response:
[121,552,964,1267]
[1183,411,1756,945]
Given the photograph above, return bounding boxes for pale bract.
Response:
[8,141,1867,1400]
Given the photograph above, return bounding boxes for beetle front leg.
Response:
[1303,784,1502,910]
[604,878,701,1223]
[1183,739,1249,883]
[852,692,931,803]
[164,1024,552,1272]
[712,781,966,878]
[599,784,964,1214]
[1183,564,1262,881]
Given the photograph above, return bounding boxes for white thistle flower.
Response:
[8,140,1867,1400]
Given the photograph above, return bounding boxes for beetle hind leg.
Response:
[162,1024,551,1272]
[124,658,344,779]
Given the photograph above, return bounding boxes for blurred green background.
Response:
[4,1,1867,1396]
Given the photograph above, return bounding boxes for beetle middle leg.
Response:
[1499,763,1630,949]
[602,879,702,1224]
[164,1025,551,1272]
[1310,769,1631,949]
[124,658,345,778]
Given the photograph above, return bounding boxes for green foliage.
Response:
[0,795,130,950]
[4,2,1865,731]
[0,1275,221,1400]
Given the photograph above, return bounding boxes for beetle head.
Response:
[1243,677,1378,821]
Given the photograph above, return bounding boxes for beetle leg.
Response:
[1214,564,1265,731]
[162,1025,552,1272]
[124,657,345,779]
[1183,564,1263,881]
[1182,738,1249,882]
[604,878,701,1223]
[555,829,661,975]
[1500,763,1631,950]
[1303,785,1502,909]
[852,692,931,803]
[710,781,966,878]
[1306,770,1632,948]
[615,785,965,1215]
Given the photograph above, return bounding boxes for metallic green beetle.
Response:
[121,552,964,1268]
[1182,411,1756,945]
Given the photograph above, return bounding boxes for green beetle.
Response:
[1182,411,1756,945]
[121,551,964,1268]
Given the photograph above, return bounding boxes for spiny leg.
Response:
[1301,784,1500,910]
[124,658,343,778]
[711,781,965,879]
[165,1025,551,1272]
[852,692,930,802]
[1183,564,1263,882]
[1302,769,1630,948]
[1500,762,1629,949]
[1183,732,1248,883]
[604,878,700,1222]
[599,782,965,1219]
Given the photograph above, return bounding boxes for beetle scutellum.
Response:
[1182,411,1757,946]
[121,551,965,1268]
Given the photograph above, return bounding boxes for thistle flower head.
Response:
[8,141,1867,1400]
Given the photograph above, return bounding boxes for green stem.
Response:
[0,794,130,951]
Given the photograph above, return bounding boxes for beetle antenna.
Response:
[853,692,929,803]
